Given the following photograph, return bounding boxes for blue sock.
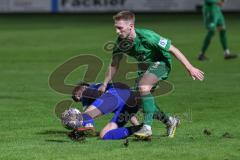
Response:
[81,113,94,127]
[102,127,130,140]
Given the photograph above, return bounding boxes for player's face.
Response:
[114,20,133,39]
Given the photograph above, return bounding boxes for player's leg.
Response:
[218,14,228,54]
[100,122,143,140]
[91,92,120,114]
[81,105,102,127]
[100,105,142,140]
[198,11,216,60]
[217,14,237,59]
[133,72,158,138]
[100,122,140,140]
[134,62,171,138]
[151,85,170,124]
[199,29,215,60]
[154,103,180,138]
[153,104,169,124]
[78,90,126,128]
[134,62,179,138]
[71,105,101,131]
[100,122,118,139]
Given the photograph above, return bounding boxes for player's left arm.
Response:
[148,32,204,81]
[168,44,204,81]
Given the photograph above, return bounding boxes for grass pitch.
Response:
[0,13,240,160]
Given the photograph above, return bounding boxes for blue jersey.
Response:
[80,83,139,127]
[81,83,114,107]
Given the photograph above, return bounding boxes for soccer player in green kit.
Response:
[98,11,204,138]
[198,0,237,60]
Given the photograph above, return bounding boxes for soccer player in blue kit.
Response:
[62,82,142,140]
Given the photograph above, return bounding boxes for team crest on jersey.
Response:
[158,38,168,48]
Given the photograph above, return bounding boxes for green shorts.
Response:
[133,62,171,90]
[145,61,170,80]
[204,12,225,30]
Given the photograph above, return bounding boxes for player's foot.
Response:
[76,127,95,132]
[224,54,238,60]
[76,127,96,136]
[68,129,85,140]
[134,125,152,139]
[69,127,96,140]
[198,54,208,61]
[166,117,180,138]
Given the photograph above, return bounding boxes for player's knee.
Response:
[208,22,216,31]
[99,129,109,139]
[99,131,105,139]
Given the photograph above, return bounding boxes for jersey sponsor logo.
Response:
[158,38,168,48]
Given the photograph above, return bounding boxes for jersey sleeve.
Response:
[146,32,171,52]
[81,83,101,107]
[156,35,171,51]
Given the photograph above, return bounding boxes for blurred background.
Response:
[0,0,240,13]
[0,1,240,160]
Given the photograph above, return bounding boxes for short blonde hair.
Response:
[113,11,135,23]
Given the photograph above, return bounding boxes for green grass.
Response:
[0,13,240,160]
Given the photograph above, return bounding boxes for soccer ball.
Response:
[61,108,82,130]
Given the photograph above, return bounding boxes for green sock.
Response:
[153,105,170,125]
[219,29,228,51]
[142,94,157,126]
[201,30,215,54]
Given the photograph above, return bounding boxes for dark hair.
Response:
[113,10,135,23]
[72,82,89,102]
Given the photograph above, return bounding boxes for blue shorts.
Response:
[91,87,138,127]
[91,88,132,114]
[110,104,139,127]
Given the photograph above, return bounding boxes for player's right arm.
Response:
[98,54,123,93]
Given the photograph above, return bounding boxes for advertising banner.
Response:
[0,0,51,12]
[0,0,239,13]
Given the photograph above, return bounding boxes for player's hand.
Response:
[188,67,204,81]
[98,84,107,94]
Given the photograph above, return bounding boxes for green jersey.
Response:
[112,28,172,69]
[203,0,225,29]
[203,0,222,15]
